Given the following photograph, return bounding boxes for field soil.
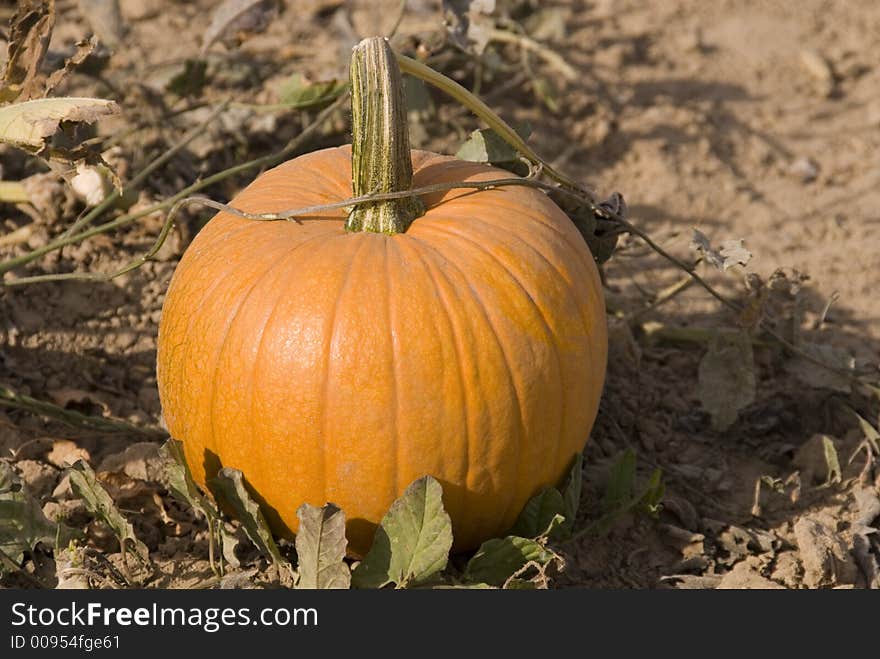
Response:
[1,0,878,589]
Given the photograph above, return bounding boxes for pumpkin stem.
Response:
[345,37,424,234]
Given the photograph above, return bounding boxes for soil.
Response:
[1,0,878,589]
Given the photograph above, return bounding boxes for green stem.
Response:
[395,53,594,202]
[345,37,423,234]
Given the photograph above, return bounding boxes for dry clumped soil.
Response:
[1,0,878,589]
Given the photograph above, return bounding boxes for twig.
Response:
[4,175,542,285]
[0,181,29,204]
[0,385,166,438]
[639,321,773,348]
[387,0,408,38]
[624,274,696,323]
[396,53,597,202]
[0,224,32,248]
[0,93,349,278]
[487,28,578,81]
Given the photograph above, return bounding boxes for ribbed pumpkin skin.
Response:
[157,146,607,555]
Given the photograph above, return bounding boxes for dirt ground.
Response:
[1,0,878,589]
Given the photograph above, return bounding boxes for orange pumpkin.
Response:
[156,39,607,556]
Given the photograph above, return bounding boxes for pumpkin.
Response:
[156,38,607,556]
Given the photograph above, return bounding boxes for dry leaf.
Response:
[1,0,57,102]
[698,330,756,431]
[793,513,859,587]
[47,388,113,416]
[690,229,752,271]
[46,439,90,469]
[44,37,99,96]
[97,442,164,482]
[0,97,119,153]
[784,342,854,393]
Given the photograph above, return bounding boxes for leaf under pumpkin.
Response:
[294,503,350,589]
[351,475,452,589]
[463,536,554,587]
[208,467,286,569]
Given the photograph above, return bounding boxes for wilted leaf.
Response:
[351,476,452,589]
[221,527,242,570]
[509,488,565,539]
[0,97,119,153]
[277,74,347,109]
[690,229,752,271]
[294,503,350,589]
[698,329,756,431]
[785,342,854,393]
[201,0,279,55]
[159,440,220,523]
[0,461,57,569]
[463,536,552,587]
[550,191,623,264]
[44,37,99,97]
[208,467,285,567]
[67,460,149,564]
[1,0,56,102]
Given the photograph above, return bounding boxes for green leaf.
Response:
[351,476,452,589]
[510,488,565,539]
[852,409,880,454]
[294,503,350,589]
[278,74,347,109]
[208,467,285,568]
[67,460,149,564]
[821,436,842,486]
[456,127,517,164]
[0,462,57,570]
[166,59,208,98]
[590,451,664,536]
[0,97,119,152]
[463,536,552,587]
[455,124,532,175]
[560,453,583,538]
[640,468,665,514]
[602,448,636,514]
[531,76,560,113]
